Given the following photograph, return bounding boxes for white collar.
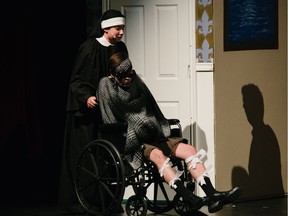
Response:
[96,36,114,47]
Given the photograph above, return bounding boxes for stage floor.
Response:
[0,196,287,216]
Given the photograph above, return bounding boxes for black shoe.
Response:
[186,193,210,211]
[208,187,243,213]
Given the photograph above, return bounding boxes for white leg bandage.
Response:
[159,158,172,177]
[196,165,213,186]
[196,172,209,186]
[169,169,184,189]
[185,149,207,171]
[159,157,184,189]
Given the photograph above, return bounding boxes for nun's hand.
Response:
[87,96,97,108]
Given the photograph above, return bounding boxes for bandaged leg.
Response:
[185,149,207,171]
[158,158,204,210]
[185,149,207,181]
[185,149,216,196]
[194,164,216,196]
[183,148,242,212]
[158,158,183,189]
[159,158,172,177]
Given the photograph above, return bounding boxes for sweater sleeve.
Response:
[97,78,119,124]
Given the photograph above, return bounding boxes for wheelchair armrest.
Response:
[167,119,182,138]
[167,119,180,125]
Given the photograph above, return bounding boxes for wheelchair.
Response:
[74,119,200,216]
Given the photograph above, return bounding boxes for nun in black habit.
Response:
[58,9,129,214]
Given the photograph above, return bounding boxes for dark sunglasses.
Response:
[115,69,135,80]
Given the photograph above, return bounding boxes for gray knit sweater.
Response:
[97,75,170,169]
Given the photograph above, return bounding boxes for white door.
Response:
[109,0,195,200]
[109,0,193,141]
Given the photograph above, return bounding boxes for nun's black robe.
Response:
[58,37,128,213]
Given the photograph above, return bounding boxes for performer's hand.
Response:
[87,96,97,108]
[108,75,115,81]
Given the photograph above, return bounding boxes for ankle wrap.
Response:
[196,173,209,186]
[159,158,172,177]
[159,158,184,189]
[185,149,207,170]
[196,165,213,186]
[168,168,184,189]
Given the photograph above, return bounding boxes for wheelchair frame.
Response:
[74,119,197,216]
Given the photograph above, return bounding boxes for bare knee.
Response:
[149,148,167,168]
[174,143,198,159]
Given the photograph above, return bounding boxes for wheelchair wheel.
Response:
[173,194,191,216]
[75,139,126,216]
[125,195,147,216]
[131,160,175,214]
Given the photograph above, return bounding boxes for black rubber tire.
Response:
[75,139,126,216]
[125,195,147,216]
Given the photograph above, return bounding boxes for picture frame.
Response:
[224,0,278,51]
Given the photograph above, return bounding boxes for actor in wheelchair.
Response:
[96,52,242,213]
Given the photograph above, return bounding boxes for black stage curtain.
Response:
[0,0,86,204]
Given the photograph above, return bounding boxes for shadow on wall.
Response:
[182,124,208,152]
[232,83,284,200]
[183,124,209,168]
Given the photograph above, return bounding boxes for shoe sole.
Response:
[190,196,210,211]
[208,187,243,213]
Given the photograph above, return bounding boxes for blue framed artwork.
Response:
[224,0,278,51]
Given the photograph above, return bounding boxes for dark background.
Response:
[0,0,101,205]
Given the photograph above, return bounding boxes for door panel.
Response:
[110,0,192,141]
